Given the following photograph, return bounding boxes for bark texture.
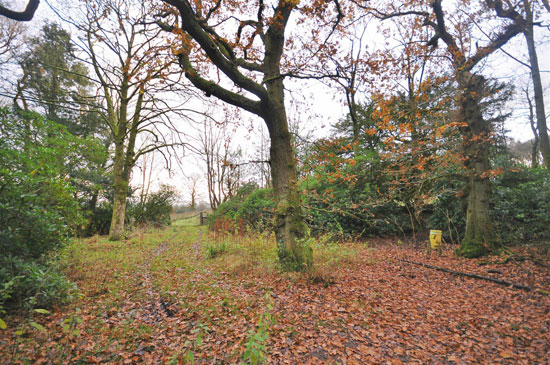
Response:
[523,2,550,170]
[262,3,311,270]
[109,140,131,240]
[264,101,311,270]
[456,73,499,258]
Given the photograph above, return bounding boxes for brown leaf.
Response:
[499,350,515,359]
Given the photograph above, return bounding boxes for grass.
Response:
[0,219,373,363]
[2,217,549,363]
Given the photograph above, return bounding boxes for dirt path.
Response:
[192,229,202,258]
[137,235,176,323]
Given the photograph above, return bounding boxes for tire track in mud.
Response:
[137,232,180,323]
[138,228,203,323]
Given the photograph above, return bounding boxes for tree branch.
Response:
[163,0,268,100]
[174,48,263,115]
[0,0,39,21]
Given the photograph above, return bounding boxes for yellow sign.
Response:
[429,230,442,249]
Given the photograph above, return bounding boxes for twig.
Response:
[402,259,535,291]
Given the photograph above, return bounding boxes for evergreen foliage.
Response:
[130,185,178,227]
[0,108,97,310]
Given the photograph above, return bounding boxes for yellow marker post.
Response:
[427,229,442,256]
[429,230,442,249]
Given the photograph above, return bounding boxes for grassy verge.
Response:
[0,218,365,363]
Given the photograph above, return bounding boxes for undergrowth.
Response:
[1,218,371,363]
[242,292,275,364]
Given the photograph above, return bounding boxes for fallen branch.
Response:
[402,259,534,291]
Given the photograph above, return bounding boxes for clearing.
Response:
[1,216,549,363]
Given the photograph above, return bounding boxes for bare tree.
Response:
[0,17,24,67]
[69,0,192,240]
[138,150,156,205]
[185,173,201,210]
[502,0,550,170]
[522,0,549,170]
[254,125,271,188]
[327,22,371,145]
[196,116,241,209]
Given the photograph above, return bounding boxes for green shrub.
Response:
[491,168,550,243]
[0,108,86,311]
[426,168,550,245]
[207,183,269,232]
[83,202,113,236]
[426,181,466,245]
[237,188,275,231]
[208,197,240,227]
[301,176,411,239]
[130,185,177,227]
[0,108,85,258]
[0,256,77,310]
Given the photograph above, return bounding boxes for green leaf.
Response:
[185,350,194,363]
[0,318,7,330]
[30,321,46,331]
[33,308,50,314]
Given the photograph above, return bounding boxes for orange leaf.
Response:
[499,350,514,359]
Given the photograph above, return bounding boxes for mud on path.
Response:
[96,227,206,362]
[137,234,179,322]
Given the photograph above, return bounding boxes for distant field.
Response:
[170,210,211,222]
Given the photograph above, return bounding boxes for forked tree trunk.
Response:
[457,73,498,257]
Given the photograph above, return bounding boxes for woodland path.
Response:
[1,220,549,363]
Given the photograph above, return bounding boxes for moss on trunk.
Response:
[457,73,499,257]
[274,196,312,271]
[265,97,311,271]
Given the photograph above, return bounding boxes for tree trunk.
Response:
[109,139,129,241]
[457,73,498,257]
[523,2,550,170]
[160,0,309,270]
[264,103,312,271]
[260,3,310,271]
[526,88,539,168]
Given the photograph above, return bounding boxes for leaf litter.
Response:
[1,225,548,364]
